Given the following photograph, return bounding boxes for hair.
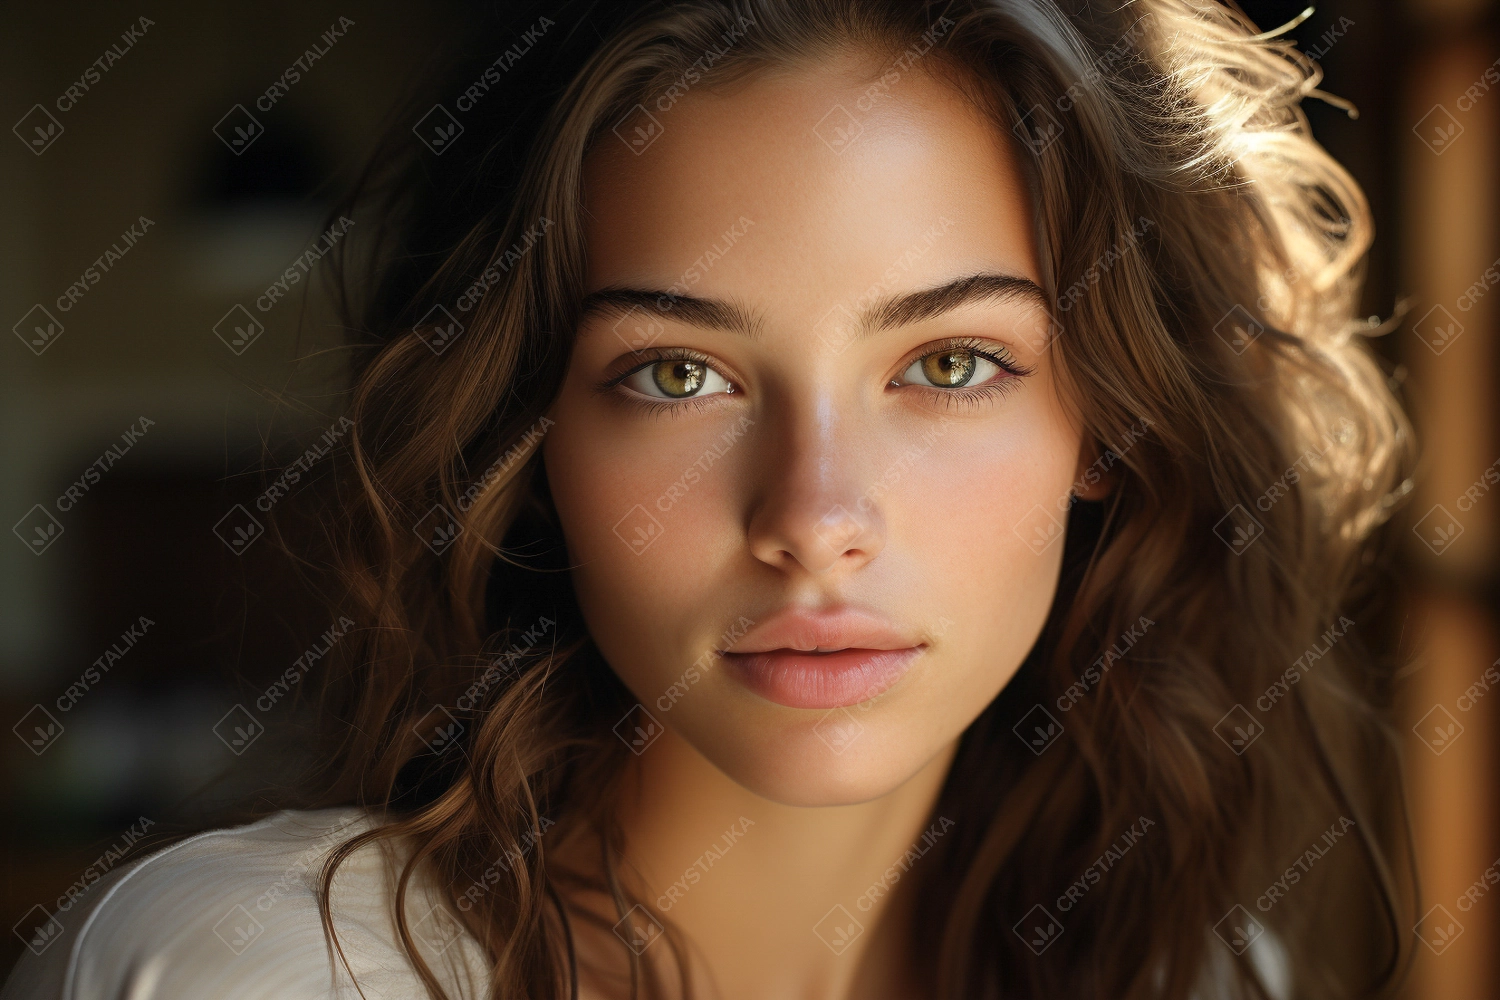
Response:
[272,0,1421,997]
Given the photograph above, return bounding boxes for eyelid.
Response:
[595,347,729,392]
[891,336,1034,384]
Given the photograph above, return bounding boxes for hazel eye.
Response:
[898,347,1000,388]
[622,359,735,399]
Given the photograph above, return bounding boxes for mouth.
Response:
[720,645,925,709]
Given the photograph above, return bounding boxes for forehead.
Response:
[580,51,1041,315]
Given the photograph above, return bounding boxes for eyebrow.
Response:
[577,272,1048,343]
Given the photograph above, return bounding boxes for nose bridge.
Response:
[747,385,885,575]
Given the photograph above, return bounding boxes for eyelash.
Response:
[594,337,1034,416]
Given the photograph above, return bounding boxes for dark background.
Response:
[2,1,1497,994]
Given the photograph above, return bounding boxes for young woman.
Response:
[5,1,1417,997]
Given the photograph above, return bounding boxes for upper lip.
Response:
[725,605,922,654]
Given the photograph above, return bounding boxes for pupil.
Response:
[655,361,705,397]
[923,349,975,387]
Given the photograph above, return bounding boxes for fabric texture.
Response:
[1,808,489,1000]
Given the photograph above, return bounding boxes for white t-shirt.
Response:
[1,808,491,1000]
[3,808,1289,999]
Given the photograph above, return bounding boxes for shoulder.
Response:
[1,808,490,1000]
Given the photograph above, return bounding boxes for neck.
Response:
[557,724,958,1000]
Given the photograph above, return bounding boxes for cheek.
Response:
[891,406,1079,671]
[543,402,743,693]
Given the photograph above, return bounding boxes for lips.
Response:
[721,606,925,709]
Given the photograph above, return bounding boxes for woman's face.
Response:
[545,52,1094,807]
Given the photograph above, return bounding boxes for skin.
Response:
[542,49,1108,1000]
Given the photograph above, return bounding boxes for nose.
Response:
[745,392,887,577]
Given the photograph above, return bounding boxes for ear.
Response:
[1071,435,1119,503]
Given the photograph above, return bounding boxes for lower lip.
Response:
[721,647,924,709]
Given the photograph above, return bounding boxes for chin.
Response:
[677,708,945,808]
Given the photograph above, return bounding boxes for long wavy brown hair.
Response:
[276,0,1421,996]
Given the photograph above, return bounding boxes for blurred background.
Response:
[1,0,1497,993]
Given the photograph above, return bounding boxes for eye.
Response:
[621,359,735,400]
[896,346,1002,388]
